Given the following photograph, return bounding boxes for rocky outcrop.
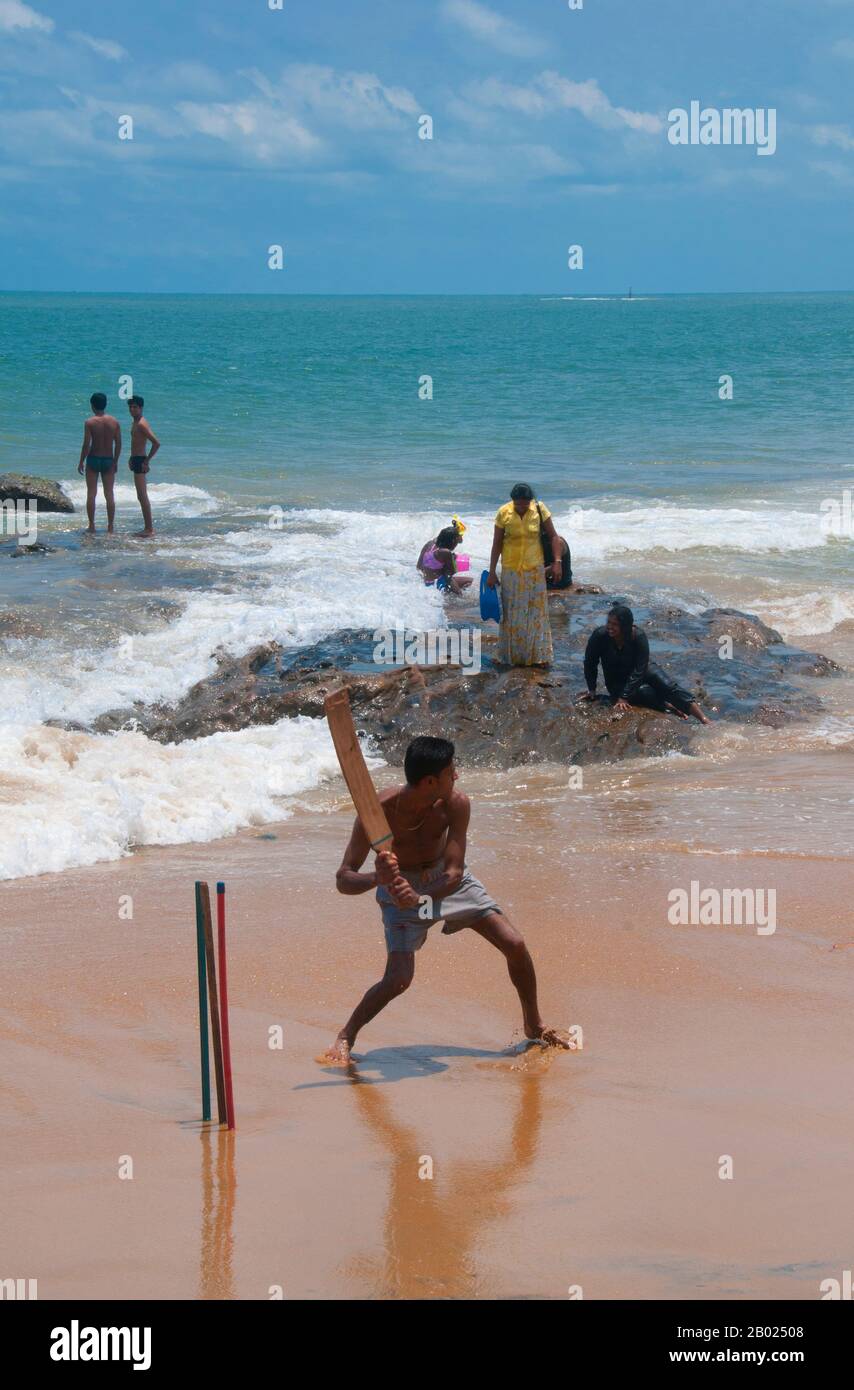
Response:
[9,542,56,557]
[90,593,841,767]
[0,610,46,638]
[0,474,74,513]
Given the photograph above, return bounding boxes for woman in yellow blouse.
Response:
[487,482,562,666]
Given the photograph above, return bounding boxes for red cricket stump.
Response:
[200,882,227,1125]
[216,881,236,1131]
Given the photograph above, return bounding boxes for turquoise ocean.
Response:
[1,292,852,878]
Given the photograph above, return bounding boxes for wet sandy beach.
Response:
[2,789,852,1301]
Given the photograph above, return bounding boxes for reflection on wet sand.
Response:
[343,1058,545,1298]
[597,792,666,841]
[199,1127,236,1300]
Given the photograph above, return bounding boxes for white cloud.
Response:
[71,32,128,62]
[245,65,419,130]
[0,61,422,175]
[809,123,854,151]
[0,0,52,32]
[0,49,661,196]
[464,72,663,135]
[0,88,190,165]
[789,91,824,113]
[440,0,544,58]
[810,159,854,184]
[176,101,323,164]
[175,64,420,166]
[466,77,549,117]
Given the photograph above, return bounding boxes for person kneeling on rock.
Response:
[578,604,711,724]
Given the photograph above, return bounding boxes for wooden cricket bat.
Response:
[324,687,394,852]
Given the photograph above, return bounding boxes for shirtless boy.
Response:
[127,396,160,538]
[78,392,121,534]
[324,735,569,1064]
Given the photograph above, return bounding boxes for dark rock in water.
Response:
[9,542,56,557]
[0,610,46,638]
[704,608,780,650]
[0,473,75,513]
[143,597,184,622]
[92,592,841,767]
[93,643,283,738]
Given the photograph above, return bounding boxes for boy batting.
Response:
[322,715,569,1065]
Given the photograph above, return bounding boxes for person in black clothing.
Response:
[545,535,573,590]
[578,604,711,724]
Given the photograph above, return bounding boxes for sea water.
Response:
[1,292,852,878]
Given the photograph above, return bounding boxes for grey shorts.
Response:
[377,861,501,953]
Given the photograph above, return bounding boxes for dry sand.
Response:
[2,793,852,1301]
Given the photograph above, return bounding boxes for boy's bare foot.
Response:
[526,1022,573,1049]
[133,530,155,539]
[318,1035,352,1066]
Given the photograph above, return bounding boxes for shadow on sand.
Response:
[296,1040,536,1088]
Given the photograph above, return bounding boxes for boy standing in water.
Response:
[127,396,160,538]
[323,736,570,1064]
[78,392,121,534]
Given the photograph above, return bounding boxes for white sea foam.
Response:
[287,502,837,565]
[0,511,442,727]
[746,590,854,637]
[285,503,836,570]
[61,478,220,517]
[1,502,843,736]
[0,717,373,881]
[1,499,847,880]
[807,716,854,748]
[0,505,450,877]
[552,504,830,559]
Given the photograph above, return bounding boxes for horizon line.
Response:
[1,288,853,299]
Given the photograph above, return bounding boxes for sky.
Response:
[0,0,853,293]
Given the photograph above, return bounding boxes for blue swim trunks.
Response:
[377,860,501,952]
[129,456,148,474]
[86,456,115,474]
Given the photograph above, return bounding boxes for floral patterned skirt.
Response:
[497,567,554,666]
